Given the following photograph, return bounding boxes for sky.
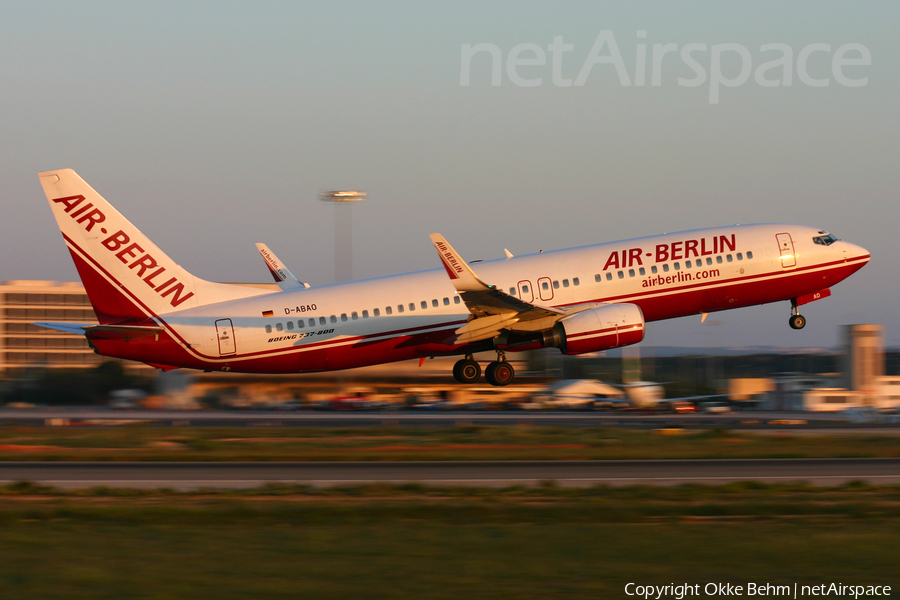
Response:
[1,0,897,349]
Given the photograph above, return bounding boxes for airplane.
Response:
[34,169,870,386]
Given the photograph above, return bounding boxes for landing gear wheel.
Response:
[485,361,515,386]
[788,299,806,330]
[789,314,807,330]
[453,358,481,383]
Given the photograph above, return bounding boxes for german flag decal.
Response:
[262,310,274,317]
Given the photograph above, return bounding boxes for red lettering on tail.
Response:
[75,208,105,232]
[52,195,86,213]
[129,254,159,278]
[158,282,195,308]
[102,230,130,251]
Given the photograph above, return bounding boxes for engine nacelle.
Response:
[541,303,645,355]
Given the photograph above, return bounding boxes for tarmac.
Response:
[1,458,898,489]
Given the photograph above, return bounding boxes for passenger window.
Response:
[509,288,516,295]
[265,324,272,333]
[374,308,381,316]
[651,266,658,274]
[552,281,559,289]
[286,321,294,330]
[522,285,529,293]
[309,318,315,327]
[397,305,404,313]
[297,320,304,328]
[706,257,713,265]
[351,312,358,320]
[595,274,602,282]
[747,251,753,259]
[639,268,645,276]
[432,299,438,307]
[563,279,569,287]
[542,282,549,291]
[628,269,635,277]
[454,296,461,304]
[726,254,733,262]
[385,306,392,315]
[330,315,337,323]
[716,255,723,264]
[663,264,670,272]
[362,310,369,318]
[421,301,427,309]
[319,317,326,325]
[737,253,743,261]
[606,272,613,281]
[276,323,283,332]
[443,298,450,305]
[573,277,579,286]
[674,262,680,270]
[341,314,348,322]
[685,260,692,268]
[618,271,624,279]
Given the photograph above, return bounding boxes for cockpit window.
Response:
[813,233,839,246]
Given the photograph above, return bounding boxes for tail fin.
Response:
[39,169,267,324]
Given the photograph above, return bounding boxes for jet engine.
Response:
[541,303,645,355]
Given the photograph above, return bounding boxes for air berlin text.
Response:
[435,241,464,279]
[52,195,195,308]
[603,234,736,270]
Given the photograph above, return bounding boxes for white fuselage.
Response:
[91,223,867,373]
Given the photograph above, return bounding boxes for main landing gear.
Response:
[452,355,481,384]
[789,300,807,330]
[452,351,516,386]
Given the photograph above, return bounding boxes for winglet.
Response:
[255,243,309,290]
[428,234,493,292]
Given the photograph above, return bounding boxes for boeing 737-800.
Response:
[35,169,870,386]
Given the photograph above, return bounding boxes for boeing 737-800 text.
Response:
[35,169,870,386]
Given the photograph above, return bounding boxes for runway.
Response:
[1,458,898,489]
[1,407,890,431]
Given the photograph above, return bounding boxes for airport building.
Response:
[0,280,101,373]
[761,325,898,412]
[0,280,152,374]
[842,324,884,391]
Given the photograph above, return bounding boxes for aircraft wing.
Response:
[34,322,164,341]
[429,233,577,343]
[255,243,310,290]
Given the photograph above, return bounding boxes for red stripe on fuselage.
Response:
[65,228,869,373]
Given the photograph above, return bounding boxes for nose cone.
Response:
[843,241,871,264]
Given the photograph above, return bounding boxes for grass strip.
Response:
[2,425,900,461]
[0,482,898,599]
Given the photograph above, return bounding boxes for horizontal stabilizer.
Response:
[32,322,95,335]
[33,322,164,341]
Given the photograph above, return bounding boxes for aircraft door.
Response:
[517,280,533,302]
[537,277,554,301]
[776,233,796,269]
[215,319,236,356]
